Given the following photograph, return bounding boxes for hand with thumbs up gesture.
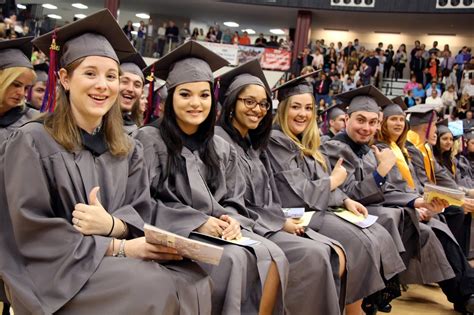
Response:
[72,187,114,236]
[329,158,347,191]
[371,145,397,177]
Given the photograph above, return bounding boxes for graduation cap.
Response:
[382,96,407,117]
[465,129,474,141]
[336,85,391,115]
[272,70,321,102]
[436,118,451,136]
[0,36,34,70]
[32,9,136,113]
[320,102,347,134]
[120,53,147,82]
[405,104,438,127]
[142,40,228,90]
[216,58,271,106]
[33,63,49,82]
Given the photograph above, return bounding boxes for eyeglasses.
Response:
[237,97,271,111]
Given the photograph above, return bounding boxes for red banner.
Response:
[260,48,291,71]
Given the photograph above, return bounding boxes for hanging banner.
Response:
[198,41,239,65]
[260,48,291,71]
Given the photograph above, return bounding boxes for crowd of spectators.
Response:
[286,38,473,118]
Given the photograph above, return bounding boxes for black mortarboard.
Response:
[382,96,407,117]
[337,85,391,114]
[33,63,49,82]
[32,9,136,68]
[0,37,33,70]
[143,40,228,89]
[120,53,147,82]
[217,59,270,105]
[32,9,136,112]
[272,70,321,102]
[405,104,438,126]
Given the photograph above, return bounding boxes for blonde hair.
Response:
[43,57,131,156]
[274,94,327,171]
[0,67,36,109]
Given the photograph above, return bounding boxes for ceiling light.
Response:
[47,14,62,19]
[324,28,349,32]
[224,21,239,27]
[242,29,256,35]
[74,14,87,19]
[72,3,88,9]
[42,4,58,9]
[135,13,150,19]
[133,22,141,27]
[16,4,27,9]
[270,29,285,35]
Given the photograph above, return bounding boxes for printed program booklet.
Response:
[423,183,465,207]
[144,224,224,265]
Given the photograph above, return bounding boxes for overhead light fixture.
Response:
[374,31,401,34]
[324,28,349,32]
[427,33,456,36]
[16,4,27,9]
[135,13,150,19]
[42,3,58,9]
[74,14,87,19]
[270,29,285,35]
[72,3,88,9]
[47,14,62,19]
[224,21,239,27]
[242,29,256,35]
[132,22,141,27]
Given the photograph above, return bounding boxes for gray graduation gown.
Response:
[216,127,343,314]
[0,122,211,315]
[322,135,406,254]
[0,106,38,143]
[457,155,474,184]
[267,129,405,303]
[374,142,455,284]
[0,106,38,304]
[134,125,290,315]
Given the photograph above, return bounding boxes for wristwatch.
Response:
[115,239,126,258]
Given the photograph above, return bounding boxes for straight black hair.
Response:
[159,84,220,192]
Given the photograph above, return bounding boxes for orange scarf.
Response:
[407,131,436,184]
[390,142,415,189]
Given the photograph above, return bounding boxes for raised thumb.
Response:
[335,157,344,168]
[89,186,101,206]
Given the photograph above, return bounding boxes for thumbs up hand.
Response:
[73,186,113,236]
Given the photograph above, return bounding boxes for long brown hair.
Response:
[376,115,410,160]
[44,57,131,156]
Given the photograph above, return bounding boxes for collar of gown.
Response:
[332,131,370,158]
[80,127,108,156]
[0,106,26,127]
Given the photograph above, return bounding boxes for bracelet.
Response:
[119,219,128,239]
[106,214,115,237]
[116,239,126,258]
[111,238,116,256]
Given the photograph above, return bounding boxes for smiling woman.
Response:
[0,9,212,315]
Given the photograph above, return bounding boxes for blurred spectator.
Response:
[429,41,440,56]
[239,31,251,45]
[165,20,180,52]
[425,89,444,111]
[267,36,279,48]
[122,20,134,42]
[442,85,458,116]
[197,28,206,41]
[330,74,343,95]
[412,83,426,100]
[311,48,324,70]
[403,75,418,94]
[363,50,379,85]
[342,76,356,92]
[464,110,474,131]
[410,40,421,60]
[354,38,360,52]
[427,53,439,80]
[343,41,356,57]
[181,22,191,43]
[156,22,167,57]
[360,60,372,86]
[426,81,442,97]
[394,44,407,79]
[135,21,146,55]
[206,26,217,42]
[215,25,222,42]
[231,31,239,44]
[405,89,416,107]
[384,44,394,78]
[314,72,332,105]
[255,33,267,47]
[440,50,455,72]
[410,48,426,83]
[462,74,474,97]
[222,29,232,44]
[191,27,199,40]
